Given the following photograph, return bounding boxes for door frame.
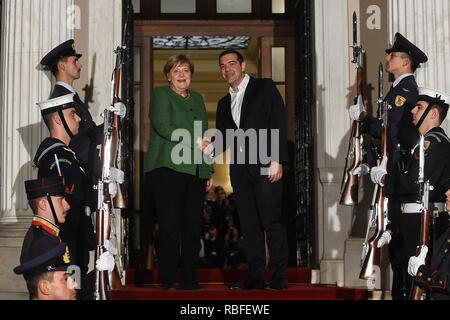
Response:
[133,19,296,267]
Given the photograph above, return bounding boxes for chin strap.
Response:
[414,103,432,131]
[57,109,74,139]
[46,193,60,227]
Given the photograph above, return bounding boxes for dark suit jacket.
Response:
[215,77,288,185]
[50,84,102,179]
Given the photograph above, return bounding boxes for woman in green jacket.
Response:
[144,54,214,291]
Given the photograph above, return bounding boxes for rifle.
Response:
[94,45,128,300]
[340,11,365,206]
[410,135,432,300]
[359,63,389,280]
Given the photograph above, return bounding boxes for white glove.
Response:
[377,231,392,248]
[96,251,115,272]
[352,163,370,176]
[112,101,127,118]
[104,239,118,255]
[407,245,428,277]
[348,94,365,121]
[370,156,388,186]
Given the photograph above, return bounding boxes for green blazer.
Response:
[144,85,214,179]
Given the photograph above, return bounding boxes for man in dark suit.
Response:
[40,39,103,180]
[211,50,289,290]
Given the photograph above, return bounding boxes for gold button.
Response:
[439,281,443,284]
[418,272,423,277]
[445,249,448,253]
[427,278,432,282]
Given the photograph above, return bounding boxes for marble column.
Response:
[314,0,354,287]
[0,0,74,297]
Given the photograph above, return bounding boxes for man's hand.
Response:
[112,101,127,118]
[104,239,118,256]
[352,163,370,177]
[377,230,392,248]
[268,161,283,183]
[370,156,388,186]
[348,94,366,121]
[446,189,450,211]
[196,137,214,155]
[407,245,428,276]
[206,177,213,192]
[96,251,115,272]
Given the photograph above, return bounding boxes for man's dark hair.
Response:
[42,113,55,131]
[219,50,244,64]
[27,271,54,300]
[49,56,69,77]
[430,103,448,124]
[28,198,41,214]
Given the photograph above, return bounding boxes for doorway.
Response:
[132,20,296,269]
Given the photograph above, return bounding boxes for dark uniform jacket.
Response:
[415,228,450,300]
[362,75,419,172]
[19,216,70,268]
[33,137,96,272]
[50,84,102,180]
[384,127,450,203]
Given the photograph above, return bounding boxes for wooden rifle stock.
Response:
[93,48,127,300]
[112,68,127,210]
[359,185,387,279]
[340,69,363,206]
[410,206,430,300]
[360,93,389,280]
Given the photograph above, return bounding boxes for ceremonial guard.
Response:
[371,88,450,298]
[407,228,450,300]
[34,93,96,299]
[40,39,102,181]
[349,33,428,299]
[14,176,77,300]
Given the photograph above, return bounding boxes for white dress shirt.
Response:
[55,81,77,94]
[393,73,413,88]
[229,74,250,128]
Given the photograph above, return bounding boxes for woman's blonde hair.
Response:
[163,54,194,80]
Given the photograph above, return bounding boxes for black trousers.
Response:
[232,169,288,282]
[389,203,449,300]
[148,167,206,286]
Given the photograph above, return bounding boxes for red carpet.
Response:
[106,268,368,300]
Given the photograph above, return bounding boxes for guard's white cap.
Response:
[36,93,75,115]
[418,87,450,107]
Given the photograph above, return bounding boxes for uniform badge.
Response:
[424,140,431,150]
[63,246,71,263]
[395,95,406,107]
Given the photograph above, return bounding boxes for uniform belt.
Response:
[401,202,446,213]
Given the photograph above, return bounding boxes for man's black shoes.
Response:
[265,278,288,290]
[229,278,267,290]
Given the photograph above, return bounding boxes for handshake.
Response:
[196,137,214,156]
